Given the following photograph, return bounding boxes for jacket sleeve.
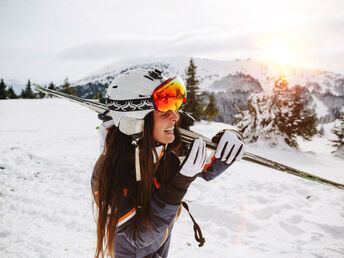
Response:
[198,156,231,181]
[156,152,197,205]
[198,128,243,181]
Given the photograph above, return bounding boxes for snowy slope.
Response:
[0,99,344,258]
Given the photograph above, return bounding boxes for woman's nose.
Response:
[169,110,179,122]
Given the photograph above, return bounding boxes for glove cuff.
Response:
[157,173,197,205]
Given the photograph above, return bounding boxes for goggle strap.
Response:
[105,97,154,112]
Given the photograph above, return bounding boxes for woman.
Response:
[91,69,245,258]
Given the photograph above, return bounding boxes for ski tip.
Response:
[33,83,42,90]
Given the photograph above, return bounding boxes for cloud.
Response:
[57,35,170,60]
[57,30,261,62]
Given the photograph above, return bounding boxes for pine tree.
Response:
[7,87,18,99]
[204,93,219,121]
[61,77,76,96]
[20,89,25,98]
[48,82,56,90]
[331,114,344,155]
[93,91,103,99]
[235,92,279,145]
[47,82,56,98]
[286,85,317,140]
[22,80,36,99]
[235,77,317,148]
[182,58,203,121]
[0,79,7,99]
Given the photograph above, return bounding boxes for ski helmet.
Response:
[105,69,187,137]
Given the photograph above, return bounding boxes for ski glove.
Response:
[213,130,245,165]
[179,137,207,178]
[158,139,206,205]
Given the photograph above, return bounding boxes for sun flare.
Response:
[267,39,292,65]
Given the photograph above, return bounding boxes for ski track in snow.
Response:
[0,99,344,258]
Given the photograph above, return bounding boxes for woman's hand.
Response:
[157,137,206,205]
[198,130,245,182]
[179,137,207,178]
[213,130,245,165]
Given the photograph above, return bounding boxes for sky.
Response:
[1,0,344,84]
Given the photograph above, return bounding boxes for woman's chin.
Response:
[160,134,175,144]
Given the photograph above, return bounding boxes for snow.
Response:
[1,99,344,258]
[312,96,328,118]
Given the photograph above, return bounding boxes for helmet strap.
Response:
[118,116,144,137]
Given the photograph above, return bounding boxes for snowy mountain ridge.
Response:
[72,56,344,96]
[71,57,344,124]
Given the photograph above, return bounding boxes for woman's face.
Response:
[153,110,179,144]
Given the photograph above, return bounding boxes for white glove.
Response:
[179,137,207,177]
[215,131,245,165]
[98,119,114,153]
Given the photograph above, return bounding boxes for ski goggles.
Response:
[152,76,187,112]
[105,76,187,113]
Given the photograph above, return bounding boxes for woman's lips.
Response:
[164,127,174,134]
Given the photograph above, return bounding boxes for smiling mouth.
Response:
[164,127,174,133]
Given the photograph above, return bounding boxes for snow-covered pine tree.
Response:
[283,85,317,141]
[331,114,344,157]
[235,91,283,146]
[235,76,317,147]
[182,58,203,121]
[204,93,219,121]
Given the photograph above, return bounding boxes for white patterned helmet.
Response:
[105,69,186,136]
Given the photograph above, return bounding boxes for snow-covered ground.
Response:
[0,99,343,258]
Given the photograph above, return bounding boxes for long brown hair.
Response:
[93,111,181,257]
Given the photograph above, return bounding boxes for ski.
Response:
[179,128,344,190]
[34,84,344,191]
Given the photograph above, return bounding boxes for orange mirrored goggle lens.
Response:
[152,76,187,112]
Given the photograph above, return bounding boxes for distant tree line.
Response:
[0,77,86,99]
[0,79,19,99]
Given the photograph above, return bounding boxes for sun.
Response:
[267,39,292,65]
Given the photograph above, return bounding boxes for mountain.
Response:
[71,57,344,124]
